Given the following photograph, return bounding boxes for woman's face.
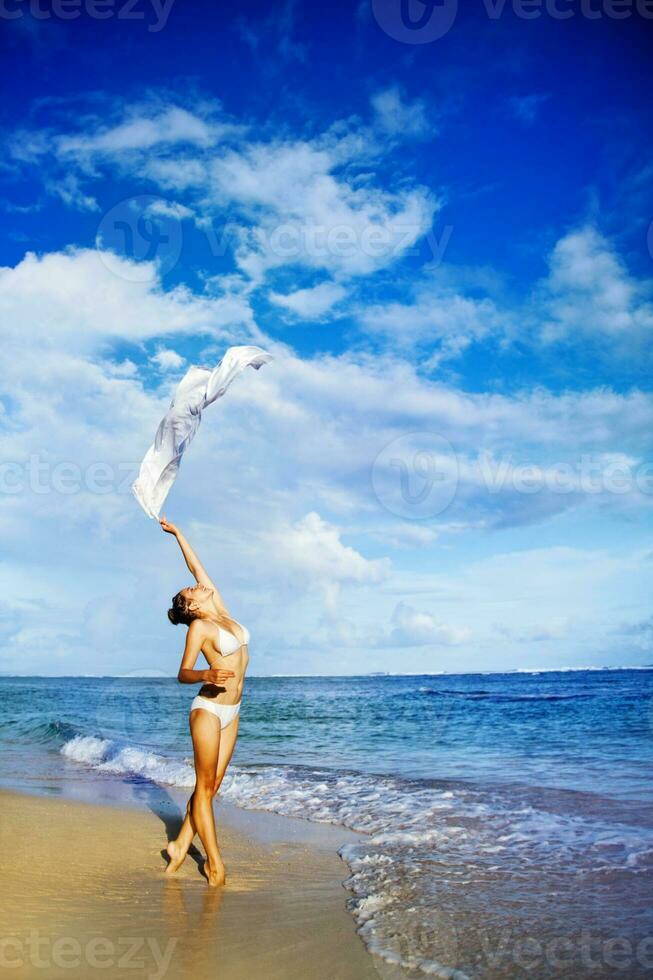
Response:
[181,583,213,612]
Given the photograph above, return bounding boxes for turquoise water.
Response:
[1,669,652,977]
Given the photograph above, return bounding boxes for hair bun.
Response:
[168,591,195,627]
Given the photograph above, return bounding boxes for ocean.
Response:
[1,669,652,978]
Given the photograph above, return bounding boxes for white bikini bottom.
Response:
[190,695,241,730]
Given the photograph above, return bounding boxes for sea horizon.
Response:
[1,664,651,679]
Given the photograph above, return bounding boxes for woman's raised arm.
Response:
[159,517,226,608]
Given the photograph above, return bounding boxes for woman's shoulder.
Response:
[188,619,213,641]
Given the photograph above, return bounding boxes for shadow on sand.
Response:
[127,777,205,871]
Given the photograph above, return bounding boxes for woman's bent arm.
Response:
[178,668,208,684]
[177,622,207,683]
[177,621,234,685]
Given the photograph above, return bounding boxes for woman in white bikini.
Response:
[159,517,249,887]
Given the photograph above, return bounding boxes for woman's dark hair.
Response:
[167,591,196,626]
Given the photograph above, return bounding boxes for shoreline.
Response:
[0,774,365,855]
[0,788,380,980]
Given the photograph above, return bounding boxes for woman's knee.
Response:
[194,775,214,798]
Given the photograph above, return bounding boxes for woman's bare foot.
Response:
[203,857,226,887]
[164,840,187,874]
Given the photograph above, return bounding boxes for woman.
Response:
[160,516,250,886]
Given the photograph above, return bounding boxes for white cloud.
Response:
[358,282,505,358]
[47,173,99,212]
[55,106,225,158]
[6,101,244,214]
[8,98,438,279]
[144,157,208,191]
[380,541,652,669]
[269,281,347,318]
[371,86,430,137]
[614,614,653,651]
[359,225,653,362]
[150,348,185,371]
[537,226,653,345]
[209,137,436,280]
[0,247,257,351]
[261,511,389,609]
[383,601,471,647]
[494,618,570,643]
[146,199,194,220]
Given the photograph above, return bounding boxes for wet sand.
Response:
[0,789,381,980]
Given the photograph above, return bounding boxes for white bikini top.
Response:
[212,620,250,659]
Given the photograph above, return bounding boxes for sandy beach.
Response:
[0,789,380,980]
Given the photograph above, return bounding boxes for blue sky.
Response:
[1,0,652,675]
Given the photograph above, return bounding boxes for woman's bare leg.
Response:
[185,709,224,886]
[165,797,197,874]
[165,717,239,874]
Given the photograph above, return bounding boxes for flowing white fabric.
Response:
[132,345,273,518]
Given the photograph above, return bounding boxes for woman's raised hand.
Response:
[205,668,236,686]
[159,516,179,536]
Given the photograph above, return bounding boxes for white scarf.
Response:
[132,345,273,518]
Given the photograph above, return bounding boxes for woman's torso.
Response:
[198,619,249,705]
